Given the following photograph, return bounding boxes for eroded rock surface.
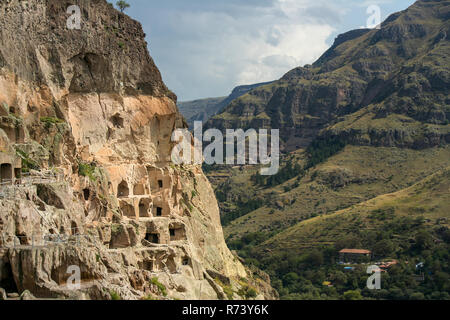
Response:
[0,0,276,300]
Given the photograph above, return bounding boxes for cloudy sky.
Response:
[110,0,415,101]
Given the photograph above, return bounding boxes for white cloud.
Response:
[128,0,415,100]
[161,0,335,97]
[236,23,334,84]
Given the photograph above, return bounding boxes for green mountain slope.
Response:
[203,0,450,300]
[248,167,450,299]
[262,166,450,253]
[222,145,450,239]
[206,0,449,151]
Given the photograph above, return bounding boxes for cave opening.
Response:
[169,224,186,241]
[117,181,129,198]
[139,260,153,271]
[0,261,18,293]
[0,163,12,182]
[83,188,90,201]
[182,257,190,266]
[145,233,159,244]
[14,168,21,180]
[139,199,150,217]
[71,221,79,235]
[120,201,135,218]
[111,114,124,128]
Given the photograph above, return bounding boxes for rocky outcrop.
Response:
[0,0,274,300]
[206,0,449,152]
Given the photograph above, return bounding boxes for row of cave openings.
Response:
[79,164,189,223]
[80,182,162,215]
[116,174,165,199]
[115,168,175,219]
[137,254,191,274]
[144,222,187,245]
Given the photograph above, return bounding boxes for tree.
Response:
[331,271,347,286]
[373,239,395,257]
[306,250,324,267]
[415,230,433,250]
[283,272,299,286]
[116,1,130,13]
[343,290,362,300]
[409,292,425,300]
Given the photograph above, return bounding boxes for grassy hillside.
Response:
[243,167,450,300]
[262,167,450,253]
[202,0,450,300]
[216,145,450,239]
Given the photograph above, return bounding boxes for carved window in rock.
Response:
[111,114,124,128]
[139,199,150,218]
[169,224,186,241]
[0,262,18,293]
[145,233,159,244]
[139,260,154,271]
[83,188,90,201]
[0,163,12,182]
[182,257,190,266]
[117,181,129,198]
[120,201,135,218]
[71,221,79,235]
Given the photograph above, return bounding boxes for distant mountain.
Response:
[205,0,450,300]
[178,81,274,129]
[207,0,449,152]
[177,96,227,129]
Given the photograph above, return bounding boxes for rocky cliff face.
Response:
[207,0,449,152]
[0,0,275,300]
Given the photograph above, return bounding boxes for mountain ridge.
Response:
[204,0,450,300]
[178,81,275,129]
[206,0,449,152]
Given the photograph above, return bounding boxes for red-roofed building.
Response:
[339,249,372,262]
[379,260,398,269]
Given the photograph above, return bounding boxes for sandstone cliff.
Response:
[0,0,275,300]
